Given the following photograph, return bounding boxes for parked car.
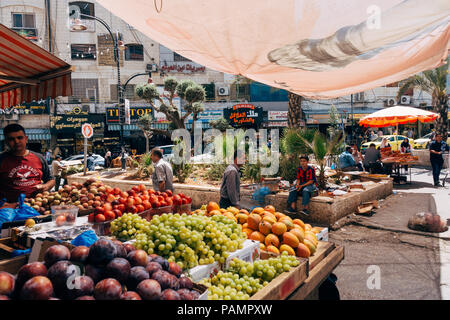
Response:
[413,132,450,149]
[361,135,414,152]
[62,154,105,167]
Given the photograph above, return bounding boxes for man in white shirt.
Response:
[52,155,65,191]
[151,148,174,192]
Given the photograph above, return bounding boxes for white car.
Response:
[61,154,105,167]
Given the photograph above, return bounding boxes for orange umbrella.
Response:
[359,106,439,128]
[359,105,439,149]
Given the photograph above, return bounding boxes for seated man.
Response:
[338,146,360,171]
[286,155,318,216]
[363,143,383,173]
[0,124,55,206]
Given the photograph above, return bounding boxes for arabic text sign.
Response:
[224,104,263,127]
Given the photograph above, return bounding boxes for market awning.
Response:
[97,0,450,99]
[0,128,50,141]
[0,24,72,109]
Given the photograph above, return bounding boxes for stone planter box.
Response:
[67,172,392,227]
[412,150,449,168]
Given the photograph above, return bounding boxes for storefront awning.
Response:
[0,24,72,109]
[0,128,50,141]
[108,123,170,131]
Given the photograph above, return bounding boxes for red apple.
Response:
[0,272,15,296]
[95,214,106,223]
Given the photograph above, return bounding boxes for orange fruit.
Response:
[272,222,287,236]
[206,201,220,212]
[264,234,280,248]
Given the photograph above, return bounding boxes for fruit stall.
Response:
[0,181,343,301]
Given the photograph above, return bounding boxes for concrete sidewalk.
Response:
[331,167,449,299]
[394,167,450,299]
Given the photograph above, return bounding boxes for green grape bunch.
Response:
[110,213,151,241]
[227,252,300,282]
[115,213,246,270]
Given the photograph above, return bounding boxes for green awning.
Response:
[0,128,50,141]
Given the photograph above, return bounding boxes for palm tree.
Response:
[288,92,304,128]
[282,128,344,189]
[397,63,448,140]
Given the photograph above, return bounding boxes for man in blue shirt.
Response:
[429,133,449,187]
[338,146,360,171]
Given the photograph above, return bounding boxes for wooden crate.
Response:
[288,243,344,300]
[250,252,309,300]
[0,254,28,273]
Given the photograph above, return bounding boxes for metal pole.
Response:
[351,93,354,143]
[83,137,87,176]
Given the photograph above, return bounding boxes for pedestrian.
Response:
[105,150,112,168]
[400,138,412,154]
[338,146,360,172]
[45,149,52,165]
[52,155,65,191]
[363,143,383,173]
[219,150,244,209]
[267,137,272,149]
[151,148,174,192]
[285,155,318,216]
[120,148,128,171]
[86,153,95,171]
[429,133,449,187]
[370,130,378,141]
[0,124,55,204]
[351,144,364,171]
[379,137,391,150]
[407,128,414,139]
[377,128,383,137]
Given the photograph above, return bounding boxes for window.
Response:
[71,44,96,60]
[110,84,136,101]
[11,13,37,40]
[69,1,95,19]
[125,44,144,61]
[71,79,99,103]
[173,52,191,62]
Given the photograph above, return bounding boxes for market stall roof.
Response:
[96,0,450,99]
[359,105,439,127]
[0,24,72,109]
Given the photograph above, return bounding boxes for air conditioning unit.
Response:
[146,64,158,72]
[385,98,396,107]
[400,95,411,105]
[217,86,229,96]
[353,92,365,102]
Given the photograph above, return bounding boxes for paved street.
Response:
[331,167,450,300]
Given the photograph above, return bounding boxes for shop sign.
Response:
[268,111,288,121]
[183,110,223,123]
[106,106,153,123]
[12,99,49,114]
[160,62,206,73]
[64,106,89,115]
[223,104,263,126]
[50,114,104,134]
[268,121,288,127]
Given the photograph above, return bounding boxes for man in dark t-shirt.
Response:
[429,133,449,187]
[0,124,54,205]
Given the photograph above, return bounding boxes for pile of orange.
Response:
[198,202,323,258]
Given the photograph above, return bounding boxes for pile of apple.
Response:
[24,179,110,216]
[0,238,201,300]
[87,184,193,224]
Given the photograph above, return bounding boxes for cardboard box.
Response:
[188,261,220,282]
[224,239,260,269]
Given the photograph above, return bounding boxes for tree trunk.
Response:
[288,92,303,128]
[434,97,448,141]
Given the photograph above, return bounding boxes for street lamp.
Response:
[70,14,125,147]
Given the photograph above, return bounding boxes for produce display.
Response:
[87,185,192,224]
[381,149,419,163]
[199,253,300,300]
[194,202,322,258]
[0,239,202,300]
[112,213,247,270]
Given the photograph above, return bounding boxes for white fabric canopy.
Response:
[97,0,450,99]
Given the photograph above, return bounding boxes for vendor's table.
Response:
[382,160,418,184]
